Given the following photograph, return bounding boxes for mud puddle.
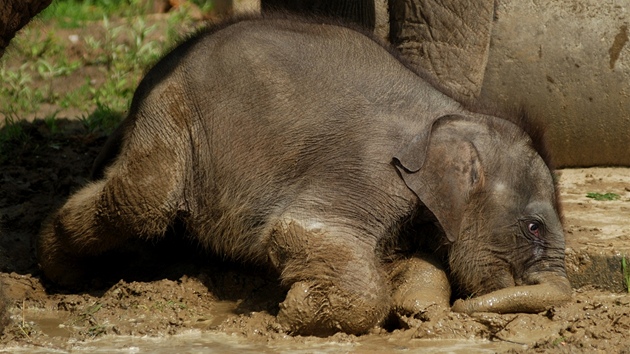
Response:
[3,280,630,353]
[4,327,524,354]
[5,298,529,353]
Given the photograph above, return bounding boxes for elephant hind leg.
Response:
[268,216,389,336]
[38,159,184,287]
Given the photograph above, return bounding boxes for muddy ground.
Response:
[0,121,629,353]
[1,13,630,354]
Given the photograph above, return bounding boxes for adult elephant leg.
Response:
[268,215,389,336]
[388,0,495,101]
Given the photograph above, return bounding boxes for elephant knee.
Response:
[277,280,389,336]
[266,215,390,335]
[37,182,109,285]
[37,218,89,287]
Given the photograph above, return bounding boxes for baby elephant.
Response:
[38,15,571,336]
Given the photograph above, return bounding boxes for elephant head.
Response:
[393,114,571,313]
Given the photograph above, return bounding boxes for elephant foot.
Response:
[277,280,388,336]
[37,221,89,288]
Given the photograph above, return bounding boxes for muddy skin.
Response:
[276,252,454,336]
[267,218,389,336]
[388,253,450,317]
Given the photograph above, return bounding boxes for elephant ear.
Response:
[393,115,484,243]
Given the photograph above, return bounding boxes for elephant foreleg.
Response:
[388,252,451,318]
[268,216,390,336]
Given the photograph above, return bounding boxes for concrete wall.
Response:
[477,1,630,167]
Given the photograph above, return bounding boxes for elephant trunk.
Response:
[451,272,571,314]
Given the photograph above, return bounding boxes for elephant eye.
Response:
[528,222,541,238]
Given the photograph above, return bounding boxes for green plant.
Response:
[165,5,199,45]
[191,0,214,13]
[0,115,30,161]
[39,0,145,28]
[623,256,630,293]
[2,0,199,135]
[152,300,187,312]
[59,83,92,111]
[11,300,36,340]
[551,336,566,346]
[129,17,160,66]
[37,58,81,79]
[13,30,63,60]
[44,112,61,134]
[80,14,162,112]
[70,302,108,338]
[79,103,124,133]
[0,62,43,115]
[586,192,620,201]
[36,58,81,103]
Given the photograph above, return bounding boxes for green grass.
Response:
[0,62,38,115]
[39,0,150,28]
[39,0,214,28]
[0,0,201,156]
[551,336,566,346]
[0,115,31,164]
[69,302,109,338]
[44,112,61,134]
[0,115,29,145]
[586,192,621,201]
[79,102,124,134]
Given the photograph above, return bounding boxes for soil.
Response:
[1,113,629,354]
[1,14,630,354]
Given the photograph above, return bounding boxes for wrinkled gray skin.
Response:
[38,16,571,336]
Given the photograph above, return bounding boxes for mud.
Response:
[1,12,630,353]
[0,118,629,353]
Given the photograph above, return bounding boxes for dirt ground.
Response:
[1,15,630,354]
[0,119,628,353]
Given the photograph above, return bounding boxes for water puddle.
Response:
[3,329,526,353]
[33,316,74,339]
